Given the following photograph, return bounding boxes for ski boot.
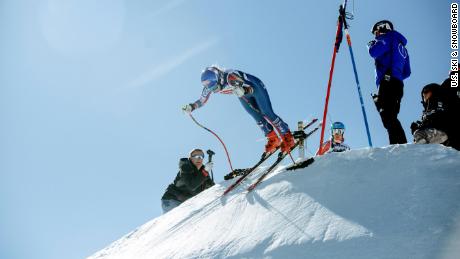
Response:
[265,130,281,154]
[280,131,295,153]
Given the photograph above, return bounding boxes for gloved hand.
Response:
[233,86,253,98]
[233,86,246,97]
[182,104,194,114]
[367,40,377,48]
[410,121,421,134]
[204,161,213,172]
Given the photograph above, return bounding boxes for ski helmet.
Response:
[371,20,394,35]
[331,121,345,136]
[201,67,223,91]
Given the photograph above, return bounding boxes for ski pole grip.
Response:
[207,149,215,163]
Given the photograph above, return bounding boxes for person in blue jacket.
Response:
[368,20,411,144]
[182,66,295,154]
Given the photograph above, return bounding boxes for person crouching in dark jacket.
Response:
[411,83,449,145]
[161,148,215,214]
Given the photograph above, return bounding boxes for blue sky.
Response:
[0,1,452,258]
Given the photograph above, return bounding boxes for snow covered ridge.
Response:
[89,144,460,259]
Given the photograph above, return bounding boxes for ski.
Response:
[222,149,278,196]
[222,118,318,196]
[247,124,321,192]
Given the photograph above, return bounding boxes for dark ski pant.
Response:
[238,79,290,136]
[375,77,407,144]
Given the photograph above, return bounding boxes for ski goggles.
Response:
[202,78,219,90]
[332,129,345,135]
[190,154,205,160]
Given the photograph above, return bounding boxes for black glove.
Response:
[367,40,377,48]
[410,121,421,134]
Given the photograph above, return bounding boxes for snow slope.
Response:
[89,144,460,259]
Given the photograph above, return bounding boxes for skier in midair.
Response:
[367,20,411,144]
[317,121,350,155]
[182,66,295,154]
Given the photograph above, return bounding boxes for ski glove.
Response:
[233,86,253,98]
[367,40,377,48]
[233,86,246,97]
[182,104,194,114]
[204,162,213,172]
[410,121,422,134]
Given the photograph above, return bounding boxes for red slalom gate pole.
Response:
[318,11,344,155]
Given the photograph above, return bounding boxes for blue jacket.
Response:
[368,30,411,86]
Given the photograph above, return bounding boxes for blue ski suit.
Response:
[191,69,290,135]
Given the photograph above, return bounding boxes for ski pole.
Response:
[318,7,344,155]
[340,1,373,147]
[206,149,215,181]
[188,113,234,172]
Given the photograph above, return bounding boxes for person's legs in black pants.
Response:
[377,78,407,144]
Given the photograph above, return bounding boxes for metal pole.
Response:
[340,2,373,147]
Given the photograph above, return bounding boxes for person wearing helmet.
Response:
[410,83,449,146]
[182,66,295,154]
[316,122,350,155]
[368,20,411,145]
[161,148,215,214]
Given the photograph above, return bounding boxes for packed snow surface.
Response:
[89,144,460,259]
